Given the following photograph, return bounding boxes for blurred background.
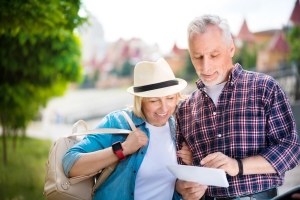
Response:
[1,0,300,199]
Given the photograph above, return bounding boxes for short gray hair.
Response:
[187,14,232,47]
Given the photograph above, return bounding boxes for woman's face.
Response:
[142,94,177,127]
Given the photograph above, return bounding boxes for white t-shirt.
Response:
[204,82,227,106]
[134,121,177,200]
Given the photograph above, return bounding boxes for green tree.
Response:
[287,25,300,100]
[233,43,257,70]
[0,0,86,164]
[176,54,198,82]
[119,59,134,77]
[288,25,300,68]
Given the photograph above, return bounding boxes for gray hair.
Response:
[187,14,232,47]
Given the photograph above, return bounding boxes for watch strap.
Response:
[115,149,125,161]
[112,142,125,161]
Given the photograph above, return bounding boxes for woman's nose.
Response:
[160,100,168,111]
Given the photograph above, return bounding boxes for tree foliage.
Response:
[287,25,300,100]
[119,59,134,77]
[176,54,198,83]
[233,43,257,70]
[0,0,86,164]
[0,0,85,35]
[287,25,300,68]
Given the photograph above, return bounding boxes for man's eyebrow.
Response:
[210,50,219,54]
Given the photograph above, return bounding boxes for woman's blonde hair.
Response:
[129,93,186,119]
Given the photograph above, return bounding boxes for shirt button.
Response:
[213,112,216,115]
[205,94,208,97]
[133,170,136,173]
[218,134,222,137]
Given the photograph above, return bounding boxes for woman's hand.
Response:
[177,142,193,165]
[122,128,148,155]
[175,179,207,200]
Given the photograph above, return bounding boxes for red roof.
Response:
[171,43,185,55]
[236,20,255,42]
[290,0,300,26]
[267,31,290,53]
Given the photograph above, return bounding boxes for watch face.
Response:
[112,142,122,151]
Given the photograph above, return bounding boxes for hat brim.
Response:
[127,78,187,97]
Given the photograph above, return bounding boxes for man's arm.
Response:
[200,152,276,176]
[242,155,276,174]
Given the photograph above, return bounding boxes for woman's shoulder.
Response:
[96,108,141,130]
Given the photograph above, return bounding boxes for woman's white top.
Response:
[134,121,177,200]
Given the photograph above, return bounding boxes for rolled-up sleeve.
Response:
[62,151,83,177]
[260,83,300,176]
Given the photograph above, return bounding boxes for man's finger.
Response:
[201,152,222,165]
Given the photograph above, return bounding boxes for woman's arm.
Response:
[68,128,148,177]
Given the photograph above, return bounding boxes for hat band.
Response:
[133,80,179,93]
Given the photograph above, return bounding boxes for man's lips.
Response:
[202,72,217,79]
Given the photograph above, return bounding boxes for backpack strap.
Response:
[121,111,136,131]
[92,111,136,195]
[69,120,131,137]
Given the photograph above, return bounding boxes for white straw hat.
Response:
[127,58,187,97]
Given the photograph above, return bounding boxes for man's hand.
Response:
[177,142,193,165]
[175,179,207,200]
[200,152,239,176]
[292,193,300,199]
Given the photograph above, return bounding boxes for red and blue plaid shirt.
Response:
[176,64,300,197]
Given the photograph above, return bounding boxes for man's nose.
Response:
[202,57,211,72]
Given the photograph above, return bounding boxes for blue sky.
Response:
[81,0,296,53]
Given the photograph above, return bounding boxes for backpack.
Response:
[43,111,136,200]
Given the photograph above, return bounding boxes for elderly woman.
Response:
[62,58,206,200]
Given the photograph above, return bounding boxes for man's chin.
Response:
[201,79,218,86]
[199,75,225,87]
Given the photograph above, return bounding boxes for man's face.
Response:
[188,25,235,86]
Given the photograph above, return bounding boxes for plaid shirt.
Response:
[176,64,300,197]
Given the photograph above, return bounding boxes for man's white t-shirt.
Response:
[204,82,227,106]
[134,121,177,200]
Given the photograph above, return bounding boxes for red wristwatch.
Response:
[112,142,125,161]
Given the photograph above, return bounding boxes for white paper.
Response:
[166,164,229,187]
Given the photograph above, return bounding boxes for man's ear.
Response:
[229,40,235,58]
